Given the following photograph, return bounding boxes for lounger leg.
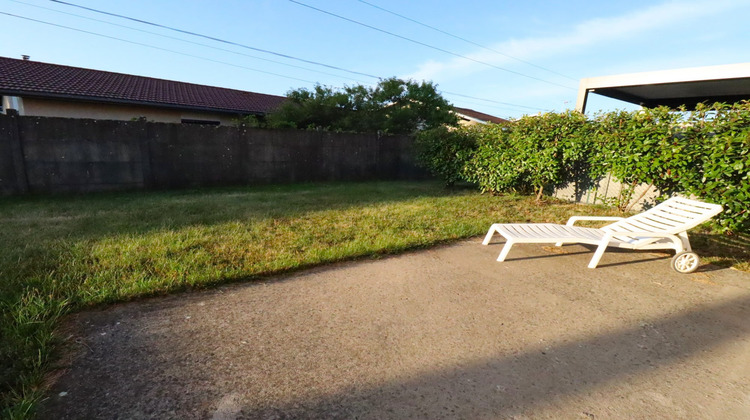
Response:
[678,231,691,252]
[588,243,608,268]
[497,240,514,262]
[588,235,612,268]
[482,224,499,245]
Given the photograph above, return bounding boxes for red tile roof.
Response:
[0,56,286,115]
[453,106,509,124]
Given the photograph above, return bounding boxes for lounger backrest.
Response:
[601,197,723,236]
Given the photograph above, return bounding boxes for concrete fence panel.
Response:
[0,114,424,195]
[18,117,145,193]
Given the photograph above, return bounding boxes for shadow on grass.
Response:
[691,231,750,264]
[0,181,463,243]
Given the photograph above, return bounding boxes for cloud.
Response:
[406,0,744,83]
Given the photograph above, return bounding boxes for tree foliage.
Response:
[255,77,458,134]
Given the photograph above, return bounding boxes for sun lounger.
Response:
[482,197,723,273]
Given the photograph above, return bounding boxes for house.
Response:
[0,56,286,125]
[453,106,508,126]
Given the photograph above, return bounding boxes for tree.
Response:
[259,77,458,134]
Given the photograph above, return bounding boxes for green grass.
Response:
[690,229,750,271]
[0,181,746,418]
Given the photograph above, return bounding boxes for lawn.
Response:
[0,181,746,418]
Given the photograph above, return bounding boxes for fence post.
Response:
[137,118,154,189]
[3,110,29,193]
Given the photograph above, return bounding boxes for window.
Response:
[181,118,220,126]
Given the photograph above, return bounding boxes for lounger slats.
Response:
[607,222,639,233]
[639,215,681,229]
[517,224,550,238]
[657,206,704,219]
[616,219,668,232]
[632,217,679,231]
[666,201,712,213]
[629,218,674,231]
[608,199,722,235]
[670,196,717,209]
[642,209,693,222]
[651,210,694,221]
[642,209,692,222]
[498,224,604,241]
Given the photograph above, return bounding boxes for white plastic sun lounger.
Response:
[482,197,723,273]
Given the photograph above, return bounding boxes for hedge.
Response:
[416,102,750,233]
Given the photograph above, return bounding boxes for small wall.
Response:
[0,113,424,194]
[553,175,660,211]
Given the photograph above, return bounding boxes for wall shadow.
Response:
[38,290,750,419]
[235,294,750,418]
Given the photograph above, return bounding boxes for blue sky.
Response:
[2,0,749,119]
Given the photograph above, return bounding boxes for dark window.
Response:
[181,119,220,126]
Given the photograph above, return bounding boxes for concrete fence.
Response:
[0,111,425,195]
[552,177,660,211]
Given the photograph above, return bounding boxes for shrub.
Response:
[677,102,750,233]
[464,112,597,199]
[455,103,749,232]
[463,123,526,193]
[414,126,477,186]
[594,103,750,231]
[594,107,685,210]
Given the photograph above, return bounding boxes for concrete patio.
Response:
[40,238,750,419]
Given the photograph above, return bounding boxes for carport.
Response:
[576,62,750,113]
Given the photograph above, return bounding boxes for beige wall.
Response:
[457,117,482,127]
[553,175,660,211]
[455,113,487,127]
[20,97,239,125]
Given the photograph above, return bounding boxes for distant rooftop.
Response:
[0,56,286,115]
[453,106,508,124]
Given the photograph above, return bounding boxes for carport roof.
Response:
[576,63,750,113]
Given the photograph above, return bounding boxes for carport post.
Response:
[575,78,591,114]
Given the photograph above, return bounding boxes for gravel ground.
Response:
[39,239,750,419]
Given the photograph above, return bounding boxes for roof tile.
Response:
[0,56,286,114]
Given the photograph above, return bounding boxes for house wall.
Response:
[457,117,482,127]
[20,97,239,125]
[0,112,423,194]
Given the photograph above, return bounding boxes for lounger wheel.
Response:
[671,251,700,274]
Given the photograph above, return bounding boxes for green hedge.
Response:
[464,111,598,199]
[414,126,477,186]
[415,102,750,233]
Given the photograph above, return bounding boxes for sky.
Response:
[2,0,750,119]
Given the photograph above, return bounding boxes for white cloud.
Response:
[406,0,744,83]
